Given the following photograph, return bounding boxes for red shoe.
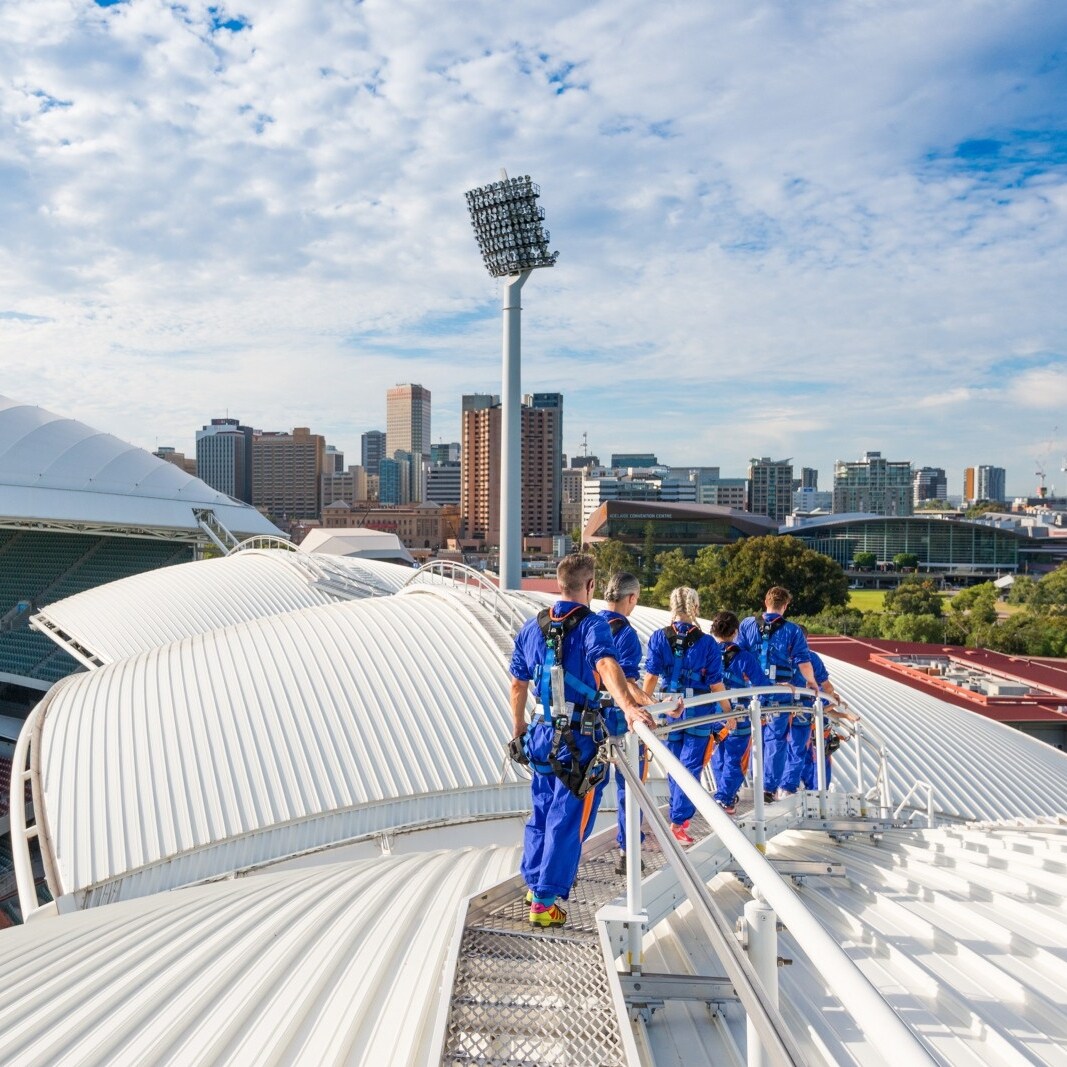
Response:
[716,799,737,816]
[670,823,695,845]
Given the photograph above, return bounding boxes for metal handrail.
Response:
[403,560,528,638]
[230,535,297,553]
[630,722,938,1064]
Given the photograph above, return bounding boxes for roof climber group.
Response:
[508,552,857,930]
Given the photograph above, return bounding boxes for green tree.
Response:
[589,539,637,598]
[883,578,943,617]
[892,552,919,571]
[1033,564,1067,616]
[852,550,877,570]
[648,549,698,609]
[964,500,1001,519]
[1006,575,1038,607]
[701,535,848,617]
[948,582,998,625]
[640,523,658,588]
[792,606,864,636]
[883,613,945,643]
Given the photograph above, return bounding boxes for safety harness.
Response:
[720,642,752,732]
[528,606,608,798]
[662,624,707,693]
[756,615,788,680]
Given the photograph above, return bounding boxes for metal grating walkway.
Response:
[439,812,701,1066]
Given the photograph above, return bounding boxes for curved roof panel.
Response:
[0,395,278,537]
[33,548,411,665]
[0,847,520,1067]
[32,588,528,906]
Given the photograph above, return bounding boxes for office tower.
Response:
[387,384,430,501]
[324,445,345,474]
[430,441,461,464]
[426,460,461,505]
[800,467,818,489]
[251,427,326,521]
[913,467,948,507]
[523,393,563,535]
[461,395,559,543]
[361,430,386,478]
[976,465,1007,503]
[611,453,659,468]
[196,417,254,502]
[153,447,197,476]
[561,467,584,535]
[832,451,913,516]
[320,466,369,508]
[747,457,794,523]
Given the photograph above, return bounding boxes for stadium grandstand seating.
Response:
[0,530,193,685]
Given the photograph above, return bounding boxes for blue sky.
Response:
[1,0,1066,498]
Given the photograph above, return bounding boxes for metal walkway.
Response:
[438,812,690,1066]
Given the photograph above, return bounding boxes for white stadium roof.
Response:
[32,547,412,666]
[6,566,1067,1065]
[0,395,279,539]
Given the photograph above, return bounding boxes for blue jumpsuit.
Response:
[597,609,647,850]
[797,651,833,790]
[737,613,811,795]
[711,642,772,807]
[510,602,617,903]
[645,623,724,826]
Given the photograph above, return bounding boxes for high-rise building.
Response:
[800,467,818,489]
[361,430,386,478]
[561,467,584,536]
[461,395,560,544]
[386,384,431,497]
[611,453,658,468]
[976,465,1007,503]
[426,461,461,505]
[913,467,948,507]
[196,417,254,503]
[379,450,417,506]
[832,451,913,516]
[324,445,345,474]
[153,446,197,476]
[747,457,794,523]
[430,442,460,464]
[699,478,748,509]
[523,393,563,534]
[251,427,326,521]
[321,465,369,509]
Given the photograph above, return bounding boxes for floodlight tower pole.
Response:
[465,173,557,592]
[500,270,530,591]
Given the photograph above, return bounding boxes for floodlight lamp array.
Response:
[465,175,559,278]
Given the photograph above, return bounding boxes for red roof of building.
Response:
[808,635,1067,724]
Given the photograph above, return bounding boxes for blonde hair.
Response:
[669,586,700,622]
[557,552,596,597]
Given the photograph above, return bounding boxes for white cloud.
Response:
[0,0,1064,496]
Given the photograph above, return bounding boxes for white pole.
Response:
[499,270,530,591]
[749,698,767,852]
[624,735,644,972]
[744,891,779,1067]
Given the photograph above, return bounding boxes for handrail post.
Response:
[749,697,766,852]
[879,746,891,819]
[623,734,644,973]
[744,888,779,1067]
[814,694,827,818]
[853,721,866,815]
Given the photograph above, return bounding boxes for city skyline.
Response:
[1,2,1064,497]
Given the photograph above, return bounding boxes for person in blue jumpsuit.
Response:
[708,611,777,814]
[509,554,663,929]
[642,586,730,844]
[737,586,817,801]
[594,571,649,874]
[796,650,856,790]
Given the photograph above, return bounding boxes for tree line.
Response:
[588,531,1067,657]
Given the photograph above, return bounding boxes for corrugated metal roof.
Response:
[33,548,411,665]
[641,819,1067,1066]
[0,395,279,537]
[25,585,1067,910]
[33,590,528,906]
[0,846,520,1067]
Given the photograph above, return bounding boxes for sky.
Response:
[1,0,1065,499]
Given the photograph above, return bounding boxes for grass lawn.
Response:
[847,589,885,612]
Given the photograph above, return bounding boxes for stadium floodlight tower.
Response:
[465,172,558,590]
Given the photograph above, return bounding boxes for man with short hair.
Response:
[737,586,817,800]
[595,571,648,872]
[509,553,664,928]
